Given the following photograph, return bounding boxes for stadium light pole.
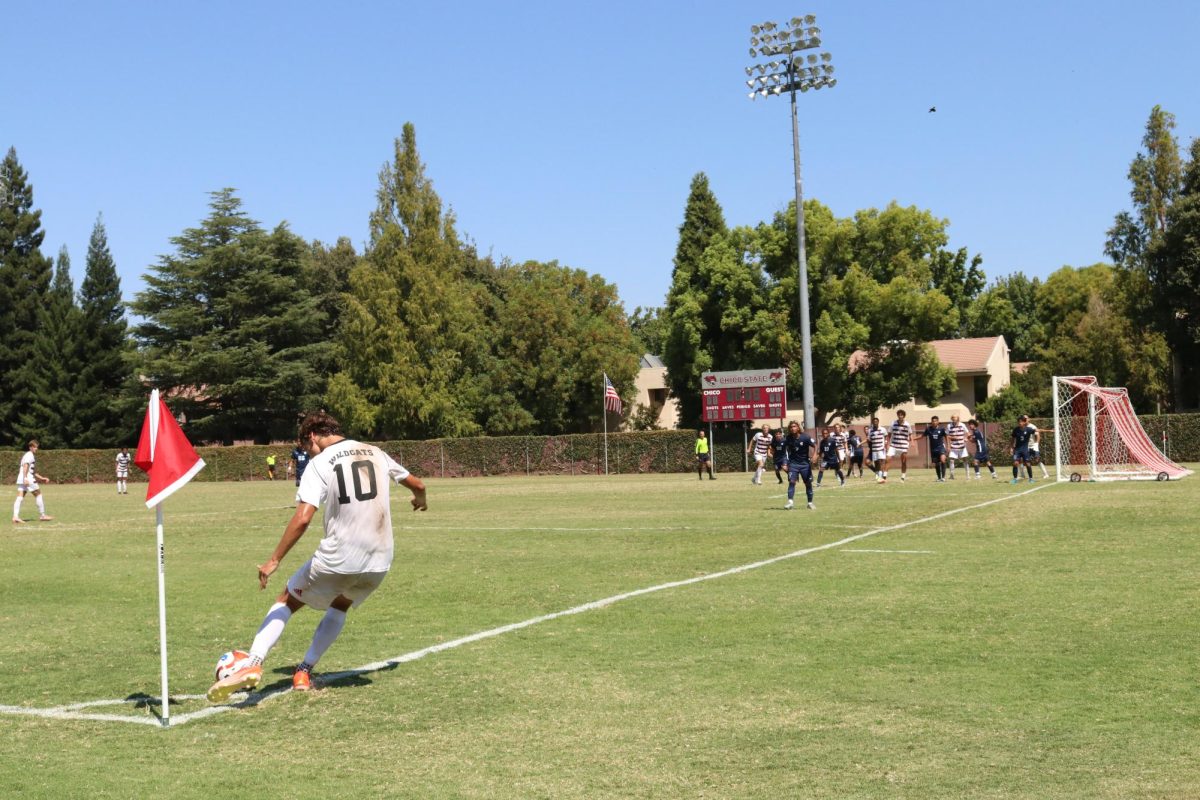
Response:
[745,15,835,430]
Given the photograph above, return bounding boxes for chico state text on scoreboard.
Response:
[700,368,787,423]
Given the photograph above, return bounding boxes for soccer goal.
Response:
[1052,376,1192,482]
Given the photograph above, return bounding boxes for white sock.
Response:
[12,497,21,519]
[1040,464,1049,478]
[249,602,293,663]
[303,608,347,668]
[35,496,45,516]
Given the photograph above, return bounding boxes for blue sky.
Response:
[4,1,1198,313]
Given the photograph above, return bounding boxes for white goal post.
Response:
[1052,376,1192,482]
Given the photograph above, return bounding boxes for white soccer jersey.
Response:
[866,426,887,453]
[297,439,410,575]
[115,452,132,476]
[16,451,36,486]
[946,422,968,451]
[833,431,848,454]
[889,421,913,451]
[1028,424,1040,452]
[751,431,771,456]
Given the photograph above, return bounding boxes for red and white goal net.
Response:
[1052,376,1192,482]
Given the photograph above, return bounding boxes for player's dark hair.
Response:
[968,419,978,426]
[299,411,343,441]
[27,439,38,449]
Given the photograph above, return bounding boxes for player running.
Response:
[923,416,949,482]
[1010,414,1036,484]
[770,427,788,484]
[865,417,888,482]
[747,423,771,485]
[12,440,52,523]
[968,418,997,479]
[781,421,816,510]
[887,410,913,482]
[207,411,427,701]
[815,427,845,488]
[1028,422,1051,480]
[846,428,864,478]
[115,446,131,495]
[945,414,969,480]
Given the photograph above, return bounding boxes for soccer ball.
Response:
[214,650,251,681]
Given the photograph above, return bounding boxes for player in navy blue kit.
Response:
[846,429,864,478]
[923,416,948,482]
[781,421,816,510]
[1010,414,1036,483]
[770,428,788,484]
[815,427,845,488]
[967,419,997,479]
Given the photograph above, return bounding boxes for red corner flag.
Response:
[134,389,206,508]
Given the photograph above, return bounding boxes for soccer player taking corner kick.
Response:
[207,411,427,702]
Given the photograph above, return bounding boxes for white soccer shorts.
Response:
[869,450,886,462]
[286,558,388,611]
[949,448,968,460]
[887,446,908,457]
[15,480,39,493]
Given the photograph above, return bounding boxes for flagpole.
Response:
[602,375,610,475]
[156,504,170,727]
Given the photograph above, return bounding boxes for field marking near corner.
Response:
[0,483,1053,729]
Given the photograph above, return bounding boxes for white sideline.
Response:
[0,483,1053,728]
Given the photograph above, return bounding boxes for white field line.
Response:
[0,483,1053,729]
[396,525,695,533]
[842,549,935,554]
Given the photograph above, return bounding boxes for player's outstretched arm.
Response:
[258,502,318,589]
[400,474,427,511]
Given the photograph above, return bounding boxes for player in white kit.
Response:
[945,415,969,480]
[207,411,427,701]
[13,440,53,523]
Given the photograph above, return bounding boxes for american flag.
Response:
[603,373,623,414]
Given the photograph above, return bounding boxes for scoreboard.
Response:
[700,368,788,423]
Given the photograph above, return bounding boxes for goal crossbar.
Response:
[1052,376,1192,482]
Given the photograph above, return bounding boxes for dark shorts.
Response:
[697,453,710,463]
[1013,447,1030,462]
[850,451,864,464]
[773,458,787,468]
[821,457,841,469]
[788,462,812,483]
[930,449,946,459]
[973,450,990,463]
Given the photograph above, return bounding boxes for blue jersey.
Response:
[818,437,840,466]
[924,424,947,455]
[970,427,988,457]
[291,447,309,479]
[1011,424,1035,450]
[782,433,813,464]
[771,432,787,463]
[847,433,863,456]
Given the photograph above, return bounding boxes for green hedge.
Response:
[7,414,1196,485]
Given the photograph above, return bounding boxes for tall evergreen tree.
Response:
[18,247,83,446]
[0,147,54,445]
[132,190,332,443]
[75,216,134,446]
[662,172,730,427]
[1105,105,1194,408]
[325,124,492,439]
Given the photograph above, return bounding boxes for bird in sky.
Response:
[929,106,937,113]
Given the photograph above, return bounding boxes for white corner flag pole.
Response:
[156,503,170,727]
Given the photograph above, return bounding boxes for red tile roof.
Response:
[849,336,1006,374]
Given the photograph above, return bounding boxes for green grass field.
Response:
[2,467,1198,799]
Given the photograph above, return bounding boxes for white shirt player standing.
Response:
[115,447,132,495]
[207,411,427,702]
[747,424,771,485]
[887,410,914,482]
[13,439,53,523]
[945,415,969,479]
[1027,423,1050,479]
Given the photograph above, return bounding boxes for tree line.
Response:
[1,108,1196,448]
